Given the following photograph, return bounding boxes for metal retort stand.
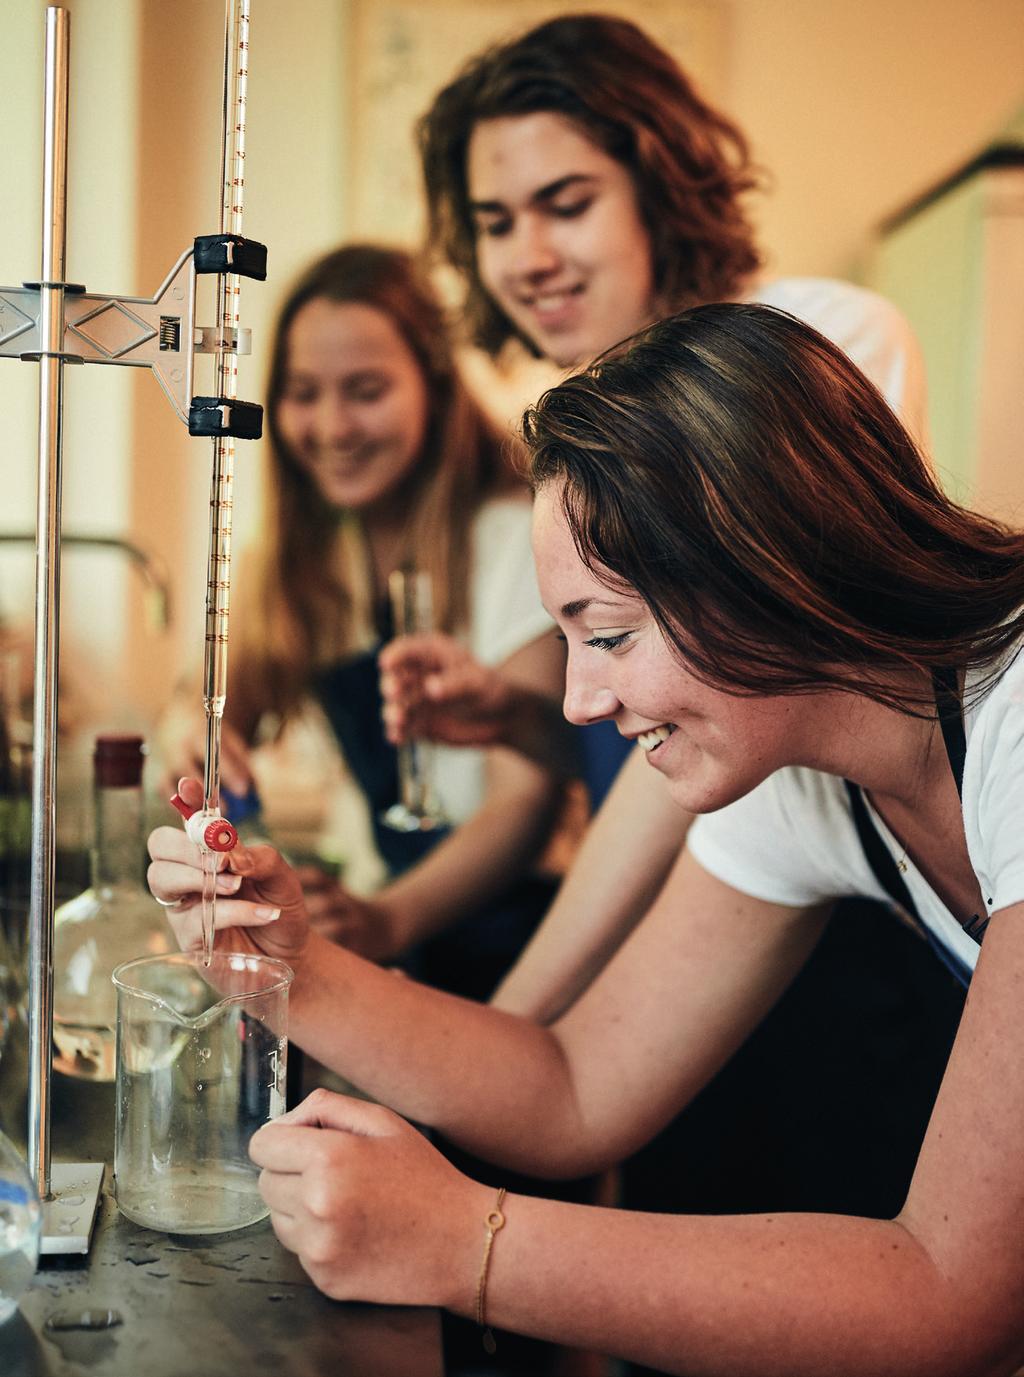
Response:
[0,1,266,1255]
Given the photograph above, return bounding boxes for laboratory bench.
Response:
[0,1066,444,1377]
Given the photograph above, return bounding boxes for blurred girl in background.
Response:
[150,303,1024,1377]
[165,244,564,1000]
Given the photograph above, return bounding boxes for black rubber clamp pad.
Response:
[193,235,268,281]
[188,396,264,440]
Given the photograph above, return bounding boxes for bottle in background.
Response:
[53,736,175,1081]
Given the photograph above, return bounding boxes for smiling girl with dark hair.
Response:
[150,303,1024,1375]
[527,304,1024,712]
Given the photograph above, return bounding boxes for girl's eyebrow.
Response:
[469,173,599,217]
[560,596,629,619]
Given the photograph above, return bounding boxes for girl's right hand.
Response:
[147,776,309,966]
[379,632,513,747]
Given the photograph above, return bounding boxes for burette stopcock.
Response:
[169,794,238,853]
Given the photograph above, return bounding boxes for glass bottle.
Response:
[53,736,175,1081]
[0,1127,40,1324]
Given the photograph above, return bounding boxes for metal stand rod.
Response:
[27,4,71,1201]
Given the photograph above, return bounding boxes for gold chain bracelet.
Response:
[475,1186,507,1354]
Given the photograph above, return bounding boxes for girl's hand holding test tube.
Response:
[379,631,515,749]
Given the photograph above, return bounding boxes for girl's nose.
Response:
[510,216,562,281]
[315,395,360,448]
[562,664,620,727]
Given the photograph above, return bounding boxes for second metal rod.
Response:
[27,4,72,1198]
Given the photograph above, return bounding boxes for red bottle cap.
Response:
[94,735,145,788]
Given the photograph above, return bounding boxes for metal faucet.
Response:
[0,532,172,631]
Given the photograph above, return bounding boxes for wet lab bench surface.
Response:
[1,1078,443,1377]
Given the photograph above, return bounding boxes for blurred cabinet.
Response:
[870,147,1024,520]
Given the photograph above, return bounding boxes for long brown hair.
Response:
[525,303,1024,714]
[418,13,764,357]
[235,244,520,728]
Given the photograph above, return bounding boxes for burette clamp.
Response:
[193,234,268,281]
[187,395,263,439]
[2,243,269,427]
[169,794,239,853]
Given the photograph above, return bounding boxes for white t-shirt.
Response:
[433,495,553,823]
[688,643,1024,982]
[748,277,928,442]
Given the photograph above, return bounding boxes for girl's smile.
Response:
[531,483,832,815]
[275,299,430,516]
[467,112,657,368]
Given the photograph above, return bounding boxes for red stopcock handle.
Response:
[170,793,239,852]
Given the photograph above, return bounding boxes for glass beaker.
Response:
[112,951,292,1235]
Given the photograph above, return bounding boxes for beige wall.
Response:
[1,0,1022,744]
[725,0,1024,280]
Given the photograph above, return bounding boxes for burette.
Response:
[169,0,260,964]
[202,0,251,964]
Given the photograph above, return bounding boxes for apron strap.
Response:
[845,667,982,986]
[931,666,967,800]
[845,780,916,917]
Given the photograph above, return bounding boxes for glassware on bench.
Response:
[112,950,292,1235]
[53,736,175,1081]
[380,569,448,834]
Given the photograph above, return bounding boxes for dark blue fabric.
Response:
[845,669,980,989]
[578,719,633,808]
[312,644,555,1001]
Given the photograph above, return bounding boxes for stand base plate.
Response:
[40,1161,104,1255]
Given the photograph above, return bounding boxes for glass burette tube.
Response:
[200,0,251,966]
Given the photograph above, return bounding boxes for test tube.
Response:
[381,570,447,834]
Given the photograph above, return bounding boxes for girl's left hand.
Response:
[249,1088,490,1309]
